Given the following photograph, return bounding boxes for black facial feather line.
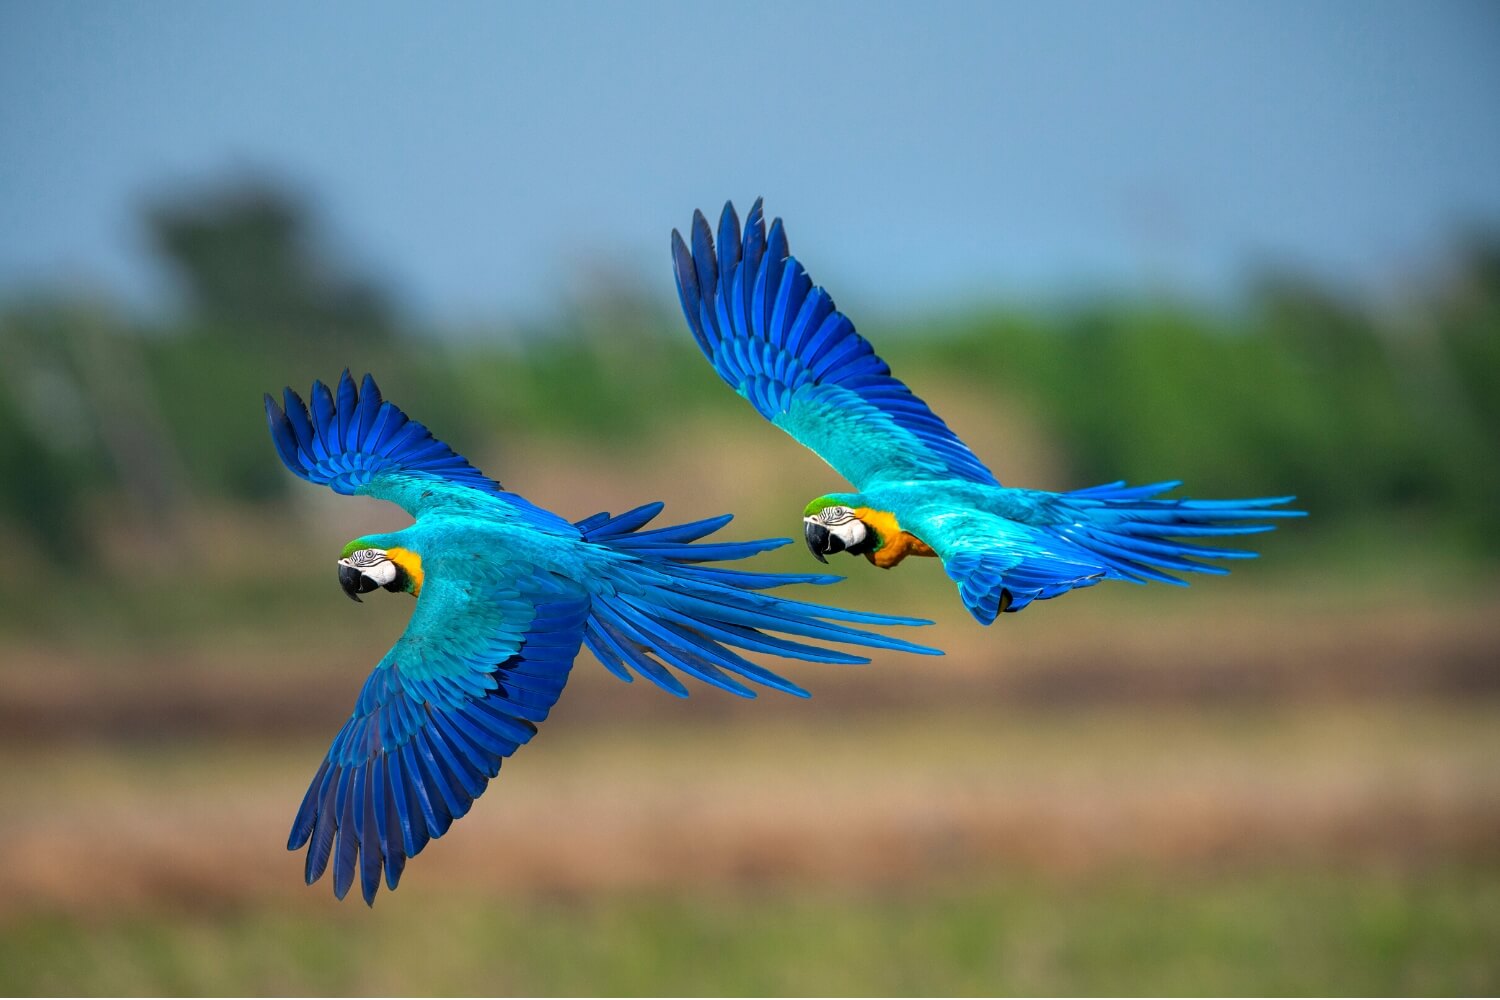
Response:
[819,507,856,526]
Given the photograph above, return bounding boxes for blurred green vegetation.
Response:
[4,868,1496,995]
[916,252,1500,556]
[2,180,1497,577]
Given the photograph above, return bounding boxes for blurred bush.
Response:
[2,175,1498,571]
[920,250,1500,555]
[147,177,395,342]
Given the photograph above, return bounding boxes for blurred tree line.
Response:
[1,176,1497,570]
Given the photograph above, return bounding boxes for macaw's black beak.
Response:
[804,520,844,563]
[339,563,378,603]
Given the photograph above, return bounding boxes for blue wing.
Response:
[573,503,941,700]
[264,370,572,532]
[926,509,1107,623]
[672,199,999,490]
[288,570,590,905]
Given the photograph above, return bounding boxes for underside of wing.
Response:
[264,370,571,531]
[288,572,589,904]
[943,547,1108,624]
[928,512,1107,624]
[672,200,998,490]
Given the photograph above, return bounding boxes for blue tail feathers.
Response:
[1051,480,1305,588]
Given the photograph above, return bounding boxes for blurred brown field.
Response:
[2,429,1497,991]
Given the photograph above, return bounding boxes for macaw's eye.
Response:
[821,507,854,525]
[348,548,388,568]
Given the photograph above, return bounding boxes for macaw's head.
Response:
[337,540,423,602]
[802,495,877,563]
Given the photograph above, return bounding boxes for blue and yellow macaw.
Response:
[264,371,938,903]
[671,200,1304,623]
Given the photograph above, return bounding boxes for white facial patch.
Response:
[363,560,398,586]
[340,549,397,585]
[805,508,869,549]
[828,518,868,548]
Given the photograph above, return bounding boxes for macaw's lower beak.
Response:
[339,563,378,602]
[804,520,844,563]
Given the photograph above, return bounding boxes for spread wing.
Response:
[288,568,590,904]
[671,199,999,490]
[264,370,573,533]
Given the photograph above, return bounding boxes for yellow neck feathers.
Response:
[852,508,936,569]
[385,546,425,596]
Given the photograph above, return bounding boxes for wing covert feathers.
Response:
[672,200,999,489]
[265,370,569,529]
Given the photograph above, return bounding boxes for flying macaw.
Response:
[264,371,939,904]
[670,200,1304,624]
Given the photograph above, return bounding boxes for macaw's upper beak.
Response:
[339,563,378,602]
[804,520,844,563]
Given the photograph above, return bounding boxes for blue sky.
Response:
[2,1,1498,324]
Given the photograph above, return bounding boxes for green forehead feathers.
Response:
[803,496,841,517]
[340,538,376,558]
